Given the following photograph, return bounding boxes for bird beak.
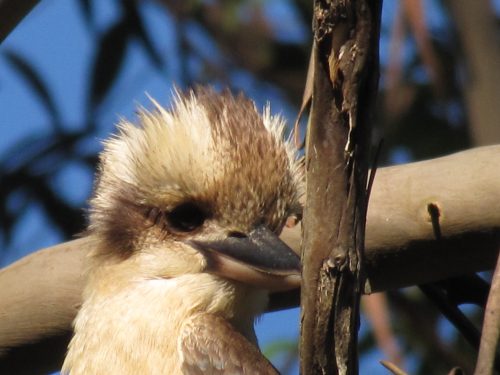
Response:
[189,226,301,291]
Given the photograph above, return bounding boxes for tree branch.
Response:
[299,0,381,373]
[1,145,499,373]
[0,0,39,43]
[0,238,88,374]
[474,252,500,374]
[446,0,500,146]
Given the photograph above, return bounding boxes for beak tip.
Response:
[189,225,301,290]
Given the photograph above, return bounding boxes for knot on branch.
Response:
[314,1,350,44]
[427,202,443,240]
[326,249,348,273]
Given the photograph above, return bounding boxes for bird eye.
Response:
[167,203,206,233]
[285,213,302,228]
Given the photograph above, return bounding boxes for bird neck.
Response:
[63,266,268,374]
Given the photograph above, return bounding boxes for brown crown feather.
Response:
[88,88,303,258]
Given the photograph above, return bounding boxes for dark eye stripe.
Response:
[146,207,163,227]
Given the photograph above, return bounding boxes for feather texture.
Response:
[62,88,302,374]
[179,313,278,374]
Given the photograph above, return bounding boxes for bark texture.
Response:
[299,1,382,373]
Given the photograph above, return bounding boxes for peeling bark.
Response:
[299,1,382,374]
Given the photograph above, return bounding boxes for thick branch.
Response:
[1,146,499,373]
[299,1,381,373]
[0,239,88,374]
[363,144,500,292]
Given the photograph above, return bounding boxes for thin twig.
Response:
[380,360,408,375]
[474,252,500,375]
[293,46,314,150]
[419,284,481,349]
[366,139,383,204]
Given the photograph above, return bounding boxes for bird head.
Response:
[88,88,303,292]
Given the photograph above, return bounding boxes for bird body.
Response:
[62,88,303,374]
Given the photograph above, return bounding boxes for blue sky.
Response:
[1,0,307,364]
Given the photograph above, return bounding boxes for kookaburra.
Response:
[62,88,303,374]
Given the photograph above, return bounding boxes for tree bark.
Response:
[299,0,382,374]
[1,145,499,374]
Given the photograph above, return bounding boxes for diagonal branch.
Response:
[0,0,39,43]
[474,253,500,374]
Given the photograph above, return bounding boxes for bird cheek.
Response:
[167,248,208,277]
[137,244,208,278]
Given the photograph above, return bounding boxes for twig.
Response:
[380,360,408,375]
[363,293,403,366]
[366,139,383,203]
[474,253,500,374]
[419,282,500,372]
[419,284,481,349]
